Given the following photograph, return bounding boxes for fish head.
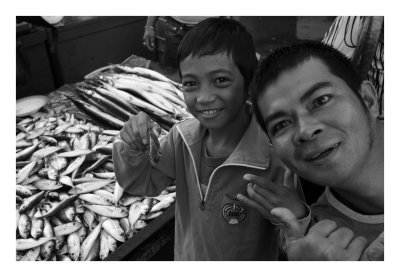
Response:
[43,240,56,255]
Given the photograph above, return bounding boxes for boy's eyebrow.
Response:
[263,81,333,127]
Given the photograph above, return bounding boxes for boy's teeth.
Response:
[200,109,218,115]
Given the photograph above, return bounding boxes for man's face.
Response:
[180,53,247,130]
[257,58,373,188]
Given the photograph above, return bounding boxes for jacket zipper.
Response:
[177,127,266,210]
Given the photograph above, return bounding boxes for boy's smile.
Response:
[180,53,248,131]
[257,58,374,189]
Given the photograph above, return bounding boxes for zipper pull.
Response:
[200,199,205,211]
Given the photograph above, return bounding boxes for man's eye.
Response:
[271,120,290,135]
[313,95,331,108]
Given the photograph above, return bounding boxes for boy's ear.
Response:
[359,80,379,117]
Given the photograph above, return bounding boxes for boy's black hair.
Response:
[249,40,365,133]
[177,17,258,93]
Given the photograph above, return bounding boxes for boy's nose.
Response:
[196,88,217,104]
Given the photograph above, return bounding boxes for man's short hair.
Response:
[249,41,364,133]
[177,17,258,93]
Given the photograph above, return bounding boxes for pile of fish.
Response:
[16,111,176,261]
[71,65,191,131]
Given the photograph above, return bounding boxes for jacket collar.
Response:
[176,116,270,169]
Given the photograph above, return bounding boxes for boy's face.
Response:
[257,58,373,189]
[180,53,247,130]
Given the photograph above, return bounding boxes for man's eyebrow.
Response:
[263,81,333,127]
[299,81,332,103]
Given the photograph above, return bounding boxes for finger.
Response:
[270,207,303,241]
[247,183,274,212]
[328,227,355,248]
[360,232,384,261]
[237,193,269,218]
[308,219,338,237]
[120,116,138,144]
[346,236,368,260]
[137,113,150,146]
[283,168,296,190]
[243,174,276,195]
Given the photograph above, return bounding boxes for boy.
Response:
[238,41,384,260]
[113,18,305,260]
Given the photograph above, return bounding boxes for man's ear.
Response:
[359,80,379,117]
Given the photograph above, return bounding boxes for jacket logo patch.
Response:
[222,203,247,224]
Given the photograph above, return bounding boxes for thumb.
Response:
[271,207,304,242]
[360,232,384,261]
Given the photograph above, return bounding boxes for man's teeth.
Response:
[200,109,219,115]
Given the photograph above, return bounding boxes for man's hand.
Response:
[237,168,306,224]
[271,207,374,261]
[361,232,384,261]
[143,27,156,51]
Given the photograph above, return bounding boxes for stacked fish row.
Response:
[16,111,176,261]
[71,65,191,131]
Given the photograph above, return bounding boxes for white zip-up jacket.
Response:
[112,116,283,260]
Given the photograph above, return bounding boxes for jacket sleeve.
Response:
[112,127,176,197]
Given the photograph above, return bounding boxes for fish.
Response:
[140,197,155,215]
[133,219,147,230]
[79,193,112,206]
[61,155,86,176]
[83,204,128,218]
[16,132,27,142]
[56,243,69,255]
[48,155,68,171]
[26,126,46,140]
[16,139,33,149]
[68,179,114,195]
[102,218,126,242]
[119,217,131,236]
[56,149,93,158]
[32,146,63,160]
[128,202,143,231]
[46,165,59,180]
[16,160,37,184]
[42,218,56,256]
[80,218,104,261]
[81,154,109,175]
[35,194,79,219]
[47,191,59,201]
[59,175,74,187]
[113,181,124,205]
[54,222,83,237]
[139,210,163,220]
[33,179,62,191]
[92,172,115,179]
[61,205,76,222]
[56,254,72,261]
[99,230,110,260]
[16,185,33,198]
[19,190,46,214]
[20,246,40,261]
[75,217,87,243]
[150,195,175,213]
[18,213,31,239]
[39,135,58,145]
[67,231,81,261]
[83,209,96,230]
[119,195,143,206]
[31,209,44,239]
[93,189,115,204]
[16,237,56,251]
[103,230,117,252]
[84,235,100,261]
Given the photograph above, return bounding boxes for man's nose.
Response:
[293,116,323,145]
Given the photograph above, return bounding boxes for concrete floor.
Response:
[239,16,336,58]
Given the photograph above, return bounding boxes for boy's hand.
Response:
[271,207,372,261]
[120,112,160,152]
[143,27,156,51]
[237,168,306,224]
[361,232,384,261]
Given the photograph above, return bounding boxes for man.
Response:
[237,41,384,260]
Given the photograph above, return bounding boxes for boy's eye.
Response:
[313,95,331,108]
[182,81,197,91]
[271,120,290,135]
[215,77,230,85]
